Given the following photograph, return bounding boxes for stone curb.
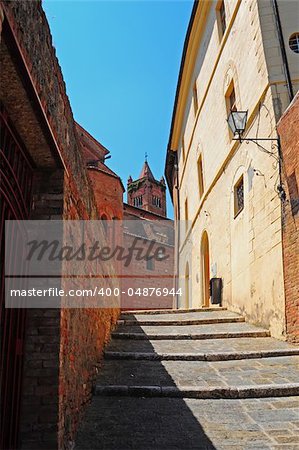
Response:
[111,331,271,340]
[93,383,299,399]
[104,348,299,361]
[117,317,245,327]
[121,307,227,316]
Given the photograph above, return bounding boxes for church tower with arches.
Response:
[127,158,167,217]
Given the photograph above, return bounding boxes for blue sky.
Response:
[43,0,193,216]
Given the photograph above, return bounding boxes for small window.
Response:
[146,258,154,271]
[185,197,188,222]
[225,81,237,139]
[182,137,186,162]
[225,81,237,113]
[229,87,236,112]
[217,1,226,39]
[234,176,244,217]
[152,196,161,208]
[133,196,143,207]
[197,156,204,199]
[289,33,299,53]
[193,81,199,115]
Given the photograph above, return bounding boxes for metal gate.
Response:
[0,105,34,449]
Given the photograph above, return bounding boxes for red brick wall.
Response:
[278,92,299,344]
[88,169,123,220]
[59,175,120,449]
[19,172,120,450]
[1,2,120,449]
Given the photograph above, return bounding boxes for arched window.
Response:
[133,196,143,207]
[289,33,299,53]
[234,175,244,218]
[152,196,161,208]
[197,155,204,199]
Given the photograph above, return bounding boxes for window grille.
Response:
[289,33,299,53]
[234,176,244,217]
[197,156,204,199]
[193,82,199,114]
[152,196,161,208]
[133,196,143,207]
[219,1,226,36]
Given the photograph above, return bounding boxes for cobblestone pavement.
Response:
[75,309,299,449]
[76,397,299,449]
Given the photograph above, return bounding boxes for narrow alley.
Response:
[1,1,298,449]
[75,308,299,449]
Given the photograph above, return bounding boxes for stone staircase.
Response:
[94,308,299,399]
[75,308,299,449]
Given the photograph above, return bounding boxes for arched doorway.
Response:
[185,262,190,309]
[201,231,210,307]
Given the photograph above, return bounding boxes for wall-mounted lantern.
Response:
[227,109,286,201]
[227,109,280,151]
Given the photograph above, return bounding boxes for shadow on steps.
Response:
[75,317,217,450]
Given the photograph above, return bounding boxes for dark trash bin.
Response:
[210,278,222,305]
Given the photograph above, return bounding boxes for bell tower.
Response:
[127,157,167,217]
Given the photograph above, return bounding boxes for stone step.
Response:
[121,307,227,316]
[117,316,245,327]
[95,356,299,394]
[94,383,299,399]
[104,348,299,361]
[106,336,297,355]
[112,321,270,341]
[120,309,241,323]
[112,330,270,340]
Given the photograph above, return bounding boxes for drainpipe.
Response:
[271,0,294,102]
[174,159,180,309]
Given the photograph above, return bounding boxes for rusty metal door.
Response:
[0,105,34,449]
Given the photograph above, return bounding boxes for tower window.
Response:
[289,33,299,53]
[217,1,226,38]
[152,196,161,208]
[133,196,143,207]
[197,155,204,199]
[234,176,244,217]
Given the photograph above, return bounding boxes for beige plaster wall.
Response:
[176,0,298,338]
